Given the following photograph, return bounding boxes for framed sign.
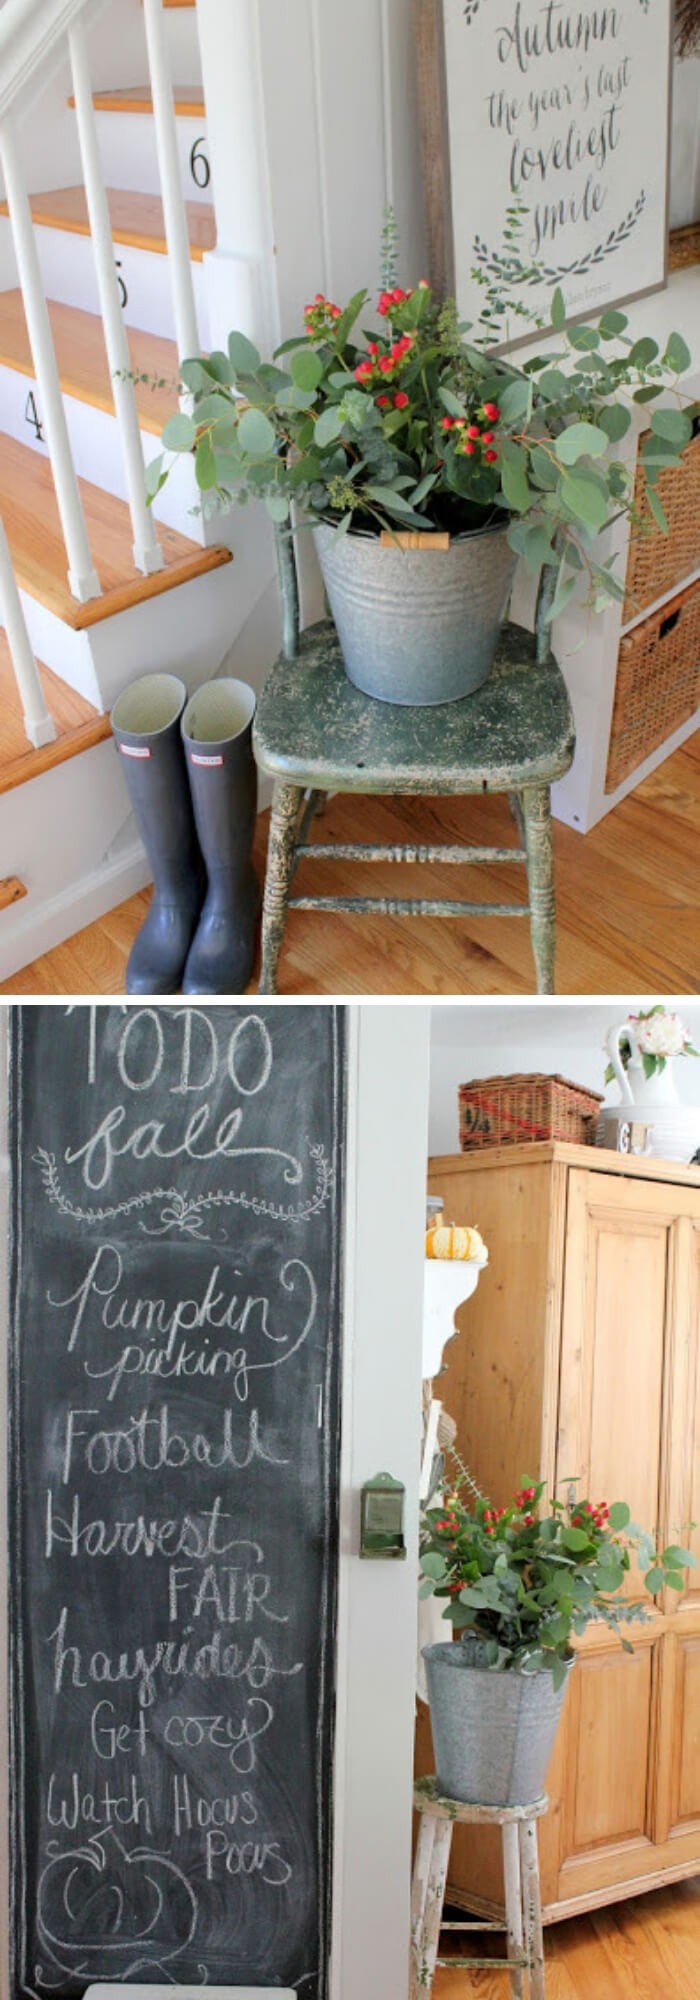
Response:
[418,0,673,337]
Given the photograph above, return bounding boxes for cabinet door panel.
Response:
[567,1644,655,1853]
[679,1221,700,1606]
[670,1637,700,1829]
[557,1173,676,1575]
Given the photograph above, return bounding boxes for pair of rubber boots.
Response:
[110,672,259,996]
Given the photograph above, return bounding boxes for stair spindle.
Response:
[0,515,57,749]
[0,116,102,604]
[142,0,202,392]
[68,17,165,577]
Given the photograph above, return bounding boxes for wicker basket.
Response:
[606,578,700,794]
[458,1074,603,1151]
[669,223,700,272]
[623,428,700,622]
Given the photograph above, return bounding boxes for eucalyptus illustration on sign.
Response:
[431,0,672,328]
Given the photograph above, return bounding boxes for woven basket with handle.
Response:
[458,1073,603,1151]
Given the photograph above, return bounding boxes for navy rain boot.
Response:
[110,673,205,995]
[181,677,260,996]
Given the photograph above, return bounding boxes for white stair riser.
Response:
[88,108,212,206]
[7,546,272,715]
[163,6,205,83]
[0,218,211,345]
[0,361,203,536]
[0,741,150,981]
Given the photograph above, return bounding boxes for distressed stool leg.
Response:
[416,1815,453,2000]
[502,1820,525,2000]
[410,1811,437,2000]
[508,791,526,848]
[521,784,556,996]
[519,1818,545,2000]
[259,781,304,995]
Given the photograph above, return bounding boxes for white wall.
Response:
[197,0,427,354]
[429,1000,700,1158]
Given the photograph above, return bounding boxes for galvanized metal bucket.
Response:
[314,519,517,707]
[422,1640,573,1806]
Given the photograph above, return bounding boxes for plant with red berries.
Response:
[152,224,697,618]
[420,1467,695,1689]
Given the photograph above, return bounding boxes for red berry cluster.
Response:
[514,1485,537,1527]
[377,281,430,319]
[303,293,342,336]
[483,1507,507,1537]
[572,1500,610,1531]
[435,1511,460,1535]
[355,334,415,414]
[441,402,501,464]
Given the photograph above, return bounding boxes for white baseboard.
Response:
[0,843,151,983]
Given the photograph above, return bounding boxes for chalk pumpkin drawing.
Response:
[37,1831,198,1980]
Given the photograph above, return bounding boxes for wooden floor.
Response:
[3,728,698,995]
[435,1874,700,1997]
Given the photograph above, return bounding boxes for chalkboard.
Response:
[9,1005,345,2000]
[419,0,672,335]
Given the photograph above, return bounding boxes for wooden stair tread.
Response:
[0,186,215,261]
[0,632,112,796]
[69,85,206,117]
[0,291,179,433]
[0,432,232,630]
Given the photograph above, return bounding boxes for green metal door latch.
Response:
[360,1472,406,1559]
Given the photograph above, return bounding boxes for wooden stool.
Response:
[253,532,575,997]
[411,1778,548,2000]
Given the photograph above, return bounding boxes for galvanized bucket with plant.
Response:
[419,1468,695,1806]
[150,223,697,705]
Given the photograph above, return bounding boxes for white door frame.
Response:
[0,1001,431,2000]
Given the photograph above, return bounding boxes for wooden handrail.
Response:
[0,0,111,119]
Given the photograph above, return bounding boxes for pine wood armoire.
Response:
[419,1141,700,1924]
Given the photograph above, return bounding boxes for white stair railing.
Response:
[0,0,209,749]
[0,515,57,748]
[68,14,165,576]
[0,114,103,605]
[142,0,201,377]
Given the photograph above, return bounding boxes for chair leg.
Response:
[520,784,556,996]
[502,1820,525,2000]
[508,791,526,849]
[410,1812,437,2000]
[413,1815,453,1999]
[258,781,304,995]
[519,1819,545,2000]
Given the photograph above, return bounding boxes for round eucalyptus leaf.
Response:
[238,407,277,457]
[291,348,325,393]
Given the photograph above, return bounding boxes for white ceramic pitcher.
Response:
[606,1022,681,1109]
[599,1022,700,1163]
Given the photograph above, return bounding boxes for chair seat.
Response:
[254,618,575,796]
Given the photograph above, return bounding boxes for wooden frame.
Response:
[417,0,673,343]
[0,1004,431,2000]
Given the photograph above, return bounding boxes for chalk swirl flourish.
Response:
[33,1141,334,1239]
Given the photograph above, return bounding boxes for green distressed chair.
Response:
[252,529,576,995]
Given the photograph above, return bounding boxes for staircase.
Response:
[0,0,273,981]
